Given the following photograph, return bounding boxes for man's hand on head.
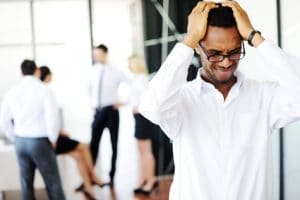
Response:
[182,1,217,49]
[222,1,264,47]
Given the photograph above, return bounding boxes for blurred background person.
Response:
[0,60,65,200]
[40,66,109,200]
[128,56,158,196]
[88,44,128,188]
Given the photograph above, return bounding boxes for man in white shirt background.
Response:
[140,1,300,200]
[88,44,127,188]
[0,60,65,200]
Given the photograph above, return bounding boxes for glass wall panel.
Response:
[0,47,33,94]
[0,1,33,97]
[93,0,132,74]
[34,0,92,141]
[0,2,32,44]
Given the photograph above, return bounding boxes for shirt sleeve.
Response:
[43,87,60,143]
[139,43,194,139]
[87,66,95,108]
[0,96,15,142]
[257,39,300,130]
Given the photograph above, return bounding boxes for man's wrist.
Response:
[251,34,265,48]
[182,34,198,49]
[247,30,260,46]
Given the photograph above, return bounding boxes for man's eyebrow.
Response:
[207,46,242,54]
[206,49,222,54]
[228,46,242,53]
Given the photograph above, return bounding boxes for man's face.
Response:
[197,26,243,85]
[93,49,107,64]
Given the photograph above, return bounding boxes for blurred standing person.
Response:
[0,60,65,200]
[88,44,127,187]
[128,56,158,195]
[40,66,109,200]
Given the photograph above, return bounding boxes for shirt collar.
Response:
[193,68,245,104]
[22,75,41,82]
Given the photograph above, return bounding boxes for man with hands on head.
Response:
[139,1,300,200]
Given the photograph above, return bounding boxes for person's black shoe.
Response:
[133,181,146,194]
[74,183,84,192]
[82,189,97,200]
[93,181,111,188]
[139,181,159,196]
[75,181,110,192]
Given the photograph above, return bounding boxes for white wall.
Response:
[0,0,133,143]
[33,0,92,142]
[0,2,32,96]
[281,1,300,199]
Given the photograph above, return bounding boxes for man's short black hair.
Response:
[207,6,236,28]
[40,66,51,82]
[96,44,108,53]
[21,59,37,75]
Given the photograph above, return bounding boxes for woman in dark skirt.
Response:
[39,66,108,200]
[128,56,159,195]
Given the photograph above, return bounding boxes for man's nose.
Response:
[220,57,233,68]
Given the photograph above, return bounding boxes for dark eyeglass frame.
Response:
[198,42,246,63]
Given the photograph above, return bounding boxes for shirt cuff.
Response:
[177,42,195,56]
[256,38,278,56]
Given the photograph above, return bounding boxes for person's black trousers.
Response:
[90,106,119,182]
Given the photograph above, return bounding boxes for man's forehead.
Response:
[203,26,242,49]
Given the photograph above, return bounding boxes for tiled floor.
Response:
[2,177,172,200]
[2,147,172,200]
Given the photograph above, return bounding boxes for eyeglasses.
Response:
[198,42,245,63]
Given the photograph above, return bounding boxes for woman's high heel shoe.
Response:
[82,189,97,200]
[93,181,111,188]
[133,181,146,194]
[139,181,159,196]
[75,181,110,192]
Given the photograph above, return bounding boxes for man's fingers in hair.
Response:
[202,3,217,17]
[193,1,207,13]
[222,1,242,19]
[204,3,218,12]
[222,1,243,12]
[223,0,249,20]
[193,1,214,13]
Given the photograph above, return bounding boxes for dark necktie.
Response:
[97,68,104,109]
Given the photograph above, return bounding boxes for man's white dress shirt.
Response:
[88,63,127,108]
[0,76,60,143]
[139,39,300,200]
